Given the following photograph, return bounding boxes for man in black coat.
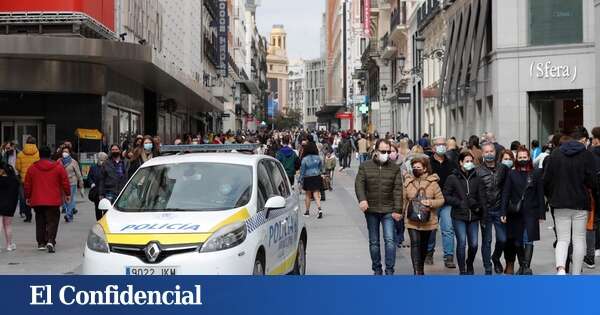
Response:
[98,145,129,202]
[544,127,598,275]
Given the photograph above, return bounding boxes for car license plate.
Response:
[126,266,178,276]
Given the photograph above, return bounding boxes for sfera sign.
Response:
[529,60,577,83]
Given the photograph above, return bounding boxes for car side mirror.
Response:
[98,198,112,212]
[265,196,286,219]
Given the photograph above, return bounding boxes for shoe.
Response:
[584,256,595,269]
[73,208,78,215]
[373,270,383,276]
[317,211,323,219]
[556,269,567,275]
[46,243,55,253]
[504,261,515,275]
[492,257,504,274]
[595,249,600,257]
[37,245,47,251]
[424,251,434,265]
[384,270,394,276]
[444,255,456,269]
[519,244,534,275]
[303,210,310,217]
[6,244,16,252]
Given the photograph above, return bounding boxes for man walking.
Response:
[355,139,403,275]
[357,133,369,164]
[16,136,40,222]
[427,136,458,268]
[276,136,300,186]
[544,127,598,275]
[99,144,130,202]
[477,141,509,274]
[24,146,70,253]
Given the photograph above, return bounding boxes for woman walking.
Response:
[501,147,545,275]
[88,152,108,221]
[300,142,324,219]
[403,157,445,274]
[128,136,157,178]
[444,151,487,275]
[59,147,84,223]
[0,160,20,251]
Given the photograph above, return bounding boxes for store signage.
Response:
[336,112,353,120]
[354,95,366,103]
[364,0,371,37]
[397,93,411,104]
[359,104,369,114]
[217,0,228,77]
[529,61,577,83]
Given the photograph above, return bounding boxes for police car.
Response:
[82,144,307,275]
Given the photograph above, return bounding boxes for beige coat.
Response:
[402,173,445,231]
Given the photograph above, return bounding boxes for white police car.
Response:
[82,144,307,275]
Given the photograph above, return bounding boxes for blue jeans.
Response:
[453,219,479,273]
[365,212,397,274]
[481,209,507,272]
[427,204,455,257]
[63,185,77,221]
[359,153,369,164]
[395,218,405,245]
[19,183,32,220]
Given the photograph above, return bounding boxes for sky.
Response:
[255,0,325,61]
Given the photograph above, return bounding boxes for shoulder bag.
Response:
[406,184,431,223]
[507,174,532,215]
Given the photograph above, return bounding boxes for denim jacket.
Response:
[300,155,322,180]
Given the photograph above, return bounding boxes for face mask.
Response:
[518,160,529,167]
[435,145,447,155]
[111,152,121,159]
[390,152,398,161]
[413,169,423,178]
[502,160,514,168]
[378,153,389,163]
[144,143,153,151]
[62,152,70,159]
[463,162,475,171]
[483,154,495,162]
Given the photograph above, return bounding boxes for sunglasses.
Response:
[378,150,393,154]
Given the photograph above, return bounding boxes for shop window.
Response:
[529,0,582,46]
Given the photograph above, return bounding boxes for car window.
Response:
[266,160,290,197]
[257,162,275,209]
[114,162,253,212]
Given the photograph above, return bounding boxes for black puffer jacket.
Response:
[543,141,597,211]
[476,163,508,212]
[355,159,403,214]
[443,169,487,222]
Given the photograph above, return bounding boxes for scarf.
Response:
[61,156,73,167]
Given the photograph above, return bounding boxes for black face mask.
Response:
[111,152,121,159]
[413,169,423,178]
[517,160,529,167]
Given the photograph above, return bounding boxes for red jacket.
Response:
[24,159,71,207]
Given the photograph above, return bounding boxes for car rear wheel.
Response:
[252,258,265,275]
[290,238,306,275]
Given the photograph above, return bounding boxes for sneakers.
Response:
[424,251,434,265]
[444,255,456,269]
[37,245,46,251]
[6,243,16,252]
[584,256,595,269]
[317,211,323,219]
[46,243,55,253]
[556,268,567,275]
[303,210,310,217]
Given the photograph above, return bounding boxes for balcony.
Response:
[417,0,441,30]
[203,34,219,67]
[389,6,407,42]
[380,33,397,60]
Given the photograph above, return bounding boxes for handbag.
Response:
[507,174,532,215]
[88,186,99,203]
[406,187,431,223]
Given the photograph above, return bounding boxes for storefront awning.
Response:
[75,129,103,140]
[0,35,223,113]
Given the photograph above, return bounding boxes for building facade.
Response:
[304,59,326,129]
[266,25,289,118]
[287,60,305,120]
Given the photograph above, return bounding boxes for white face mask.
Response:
[463,162,475,171]
[62,152,70,159]
[378,153,389,163]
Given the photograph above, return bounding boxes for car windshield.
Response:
[115,162,253,212]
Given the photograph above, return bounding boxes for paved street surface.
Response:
[1,161,599,275]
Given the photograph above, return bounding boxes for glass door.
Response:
[1,121,41,149]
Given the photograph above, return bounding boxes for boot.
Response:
[444,255,456,269]
[504,261,515,275]
[424,251,434,265]
[521,244,534,275]
[516,246,525,275]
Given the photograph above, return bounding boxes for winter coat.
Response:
[0,167,19,217]
[501,168,545,242]
[476,163,509,212]
[430,155,459,189]
[24,159,70,207]
[357,138,368,154]
[324,156,337,171]
[60,158,84,187]
[16,144,40,182]
[402,173,445,231]
[338,138,352,156]
[444,169,487,222]
[276,146,300,179]
[543,141,597,211]
[98,158,130,198]
[354,159,403,214]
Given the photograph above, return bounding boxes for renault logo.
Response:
[144,242,161,263]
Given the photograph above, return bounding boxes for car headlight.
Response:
[87,223,109,253]
[200,221,247,253]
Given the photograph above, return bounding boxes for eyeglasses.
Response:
[378,150,393,154]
